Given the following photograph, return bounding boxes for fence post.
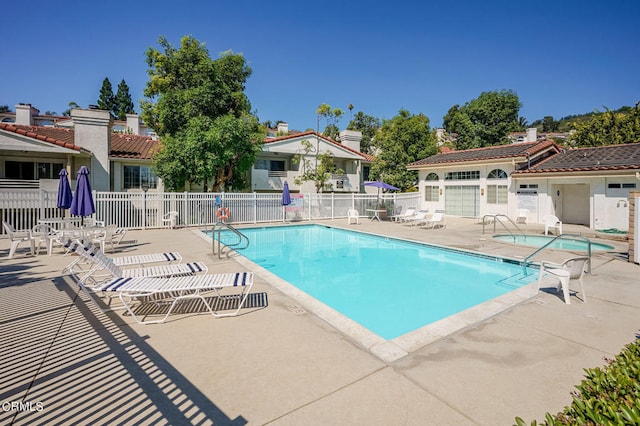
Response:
[39,189,46,222]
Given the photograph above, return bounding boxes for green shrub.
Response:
[515,334,640,425]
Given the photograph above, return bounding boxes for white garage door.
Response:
[445,185,480,217]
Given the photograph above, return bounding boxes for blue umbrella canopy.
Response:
[57,169,73,209]
[70,166,96,218]
[282,181,291,206]
[363,181,400,191]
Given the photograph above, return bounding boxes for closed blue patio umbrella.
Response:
[70,166,95,225]
[57,169,73,210]
[282,181,291,222]
[282,181,291,206]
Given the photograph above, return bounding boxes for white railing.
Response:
[0,189,420,235]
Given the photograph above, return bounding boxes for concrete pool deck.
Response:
[1,217,638,425]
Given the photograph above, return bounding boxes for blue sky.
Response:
[2,0,638,131]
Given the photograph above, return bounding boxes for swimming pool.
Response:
[208,225,539,342]
[492,234,614,251]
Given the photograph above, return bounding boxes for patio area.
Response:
[1,217,638,425]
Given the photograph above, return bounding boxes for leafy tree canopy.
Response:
[443,89,522,150]
[347,111,381,154]
[0,105,11,113]
[316,103,344,140]
[569,103,640,147]
[142,35,261,191]
[371,109,437,191]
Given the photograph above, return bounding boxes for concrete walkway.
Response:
[0,218,638,425]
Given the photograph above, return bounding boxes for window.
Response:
[487,185,508,204]
[255,159,269,170]
[519,184,538,189]
[425,172,439,181]
[362,165,370,182]
[425,186,439,202]
[608,183,637,189]
[5,161,63,180]
[487,169,507,179]
[124,165,157,190]
[445,171,479,180]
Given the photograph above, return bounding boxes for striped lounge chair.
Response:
[94,272,254,324]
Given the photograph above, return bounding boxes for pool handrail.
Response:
[212,222,250,259]
[482,214,526,242]
[523,233,592,274]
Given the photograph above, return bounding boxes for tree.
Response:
[44,110,58,116]
[97,78,116,113]
[114,79,135,120]
[542,116,558,132]
[293,139,342,193]
[570,103,640,147]
[62,101,80,116]
[371,109,437,191]
[316,103,344,140]
[347,111,381,154]
[142,35,261,191]
[443,90,522,150]
[0,105,11,113]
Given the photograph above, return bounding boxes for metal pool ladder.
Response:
[523,233,592,274]
[212,222,249,259]
[482,214,526,242]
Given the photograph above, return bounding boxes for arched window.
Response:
[425,172,439,181]
[424,173,439,201]
[486,169,507,204]
[487,169,507,179]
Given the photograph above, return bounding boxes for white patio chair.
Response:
[542,214,562,235]
[3,221,35,259]
[162,211,179,229]
[32,223,62,256]
[516,209,528,224]
[424,210,446,229]
[538,256,589,304]
[89,224,119,253]
[347,209,360,225]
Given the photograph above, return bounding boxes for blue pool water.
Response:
[492,234,614,251]
[208,225,538,340]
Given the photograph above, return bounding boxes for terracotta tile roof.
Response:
[408,140,559,167]
[0,122,83,151]
[514,142,640,174]
[110,134,162,159]
[263,131,375,162]
[0,122,162,159]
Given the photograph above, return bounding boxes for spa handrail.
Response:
[212,221,249,259]
[523,233,592,274]
[482,214,526,242]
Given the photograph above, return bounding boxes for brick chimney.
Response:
[71,108,113,191]
[15,103,39,125]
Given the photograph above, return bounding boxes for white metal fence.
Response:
[1,190,420,235]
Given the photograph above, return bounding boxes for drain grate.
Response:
[534,297,550,305]
[287,305,307,315]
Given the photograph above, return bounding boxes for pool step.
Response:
[495,271,538,289]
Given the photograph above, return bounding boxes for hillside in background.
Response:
[530,104,636,132]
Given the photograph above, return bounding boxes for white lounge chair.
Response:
[3,221,35,259]
[62,240,182,279]
[542,214,562,235]
[405,210,429,226]
[423,210,446,229]
[93,272,254,324]
[538,256,588,304]
[347,209,360,225]
[66,240,207,288]
[32,223,63,256]
[393,208,416,223]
